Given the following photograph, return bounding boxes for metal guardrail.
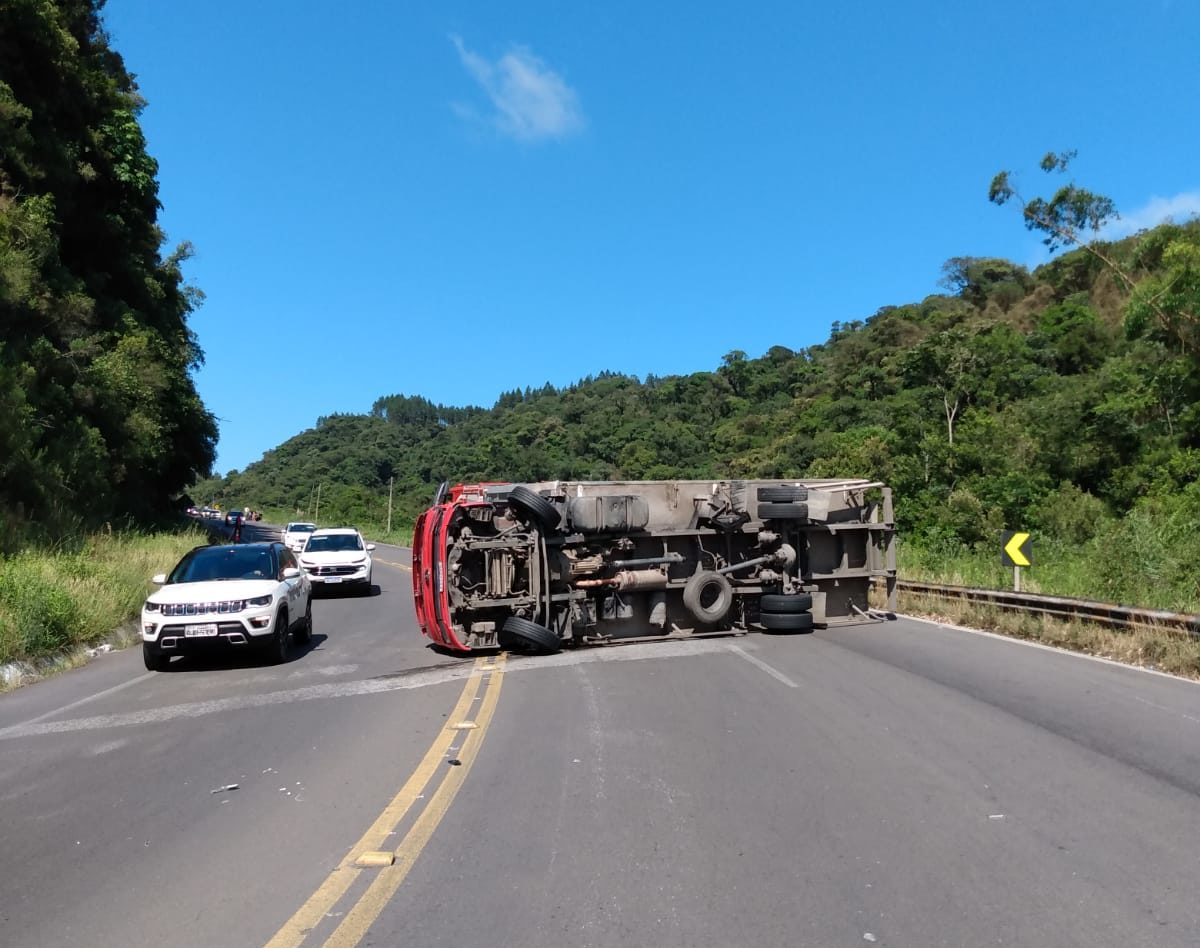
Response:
[885,579,1200,638]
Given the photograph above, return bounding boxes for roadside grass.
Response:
[0,526,207,679]
[874,588,1200,681]
[898,538,1200,613]
[363,524,414,547]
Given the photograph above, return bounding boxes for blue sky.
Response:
[103,0,1200,475]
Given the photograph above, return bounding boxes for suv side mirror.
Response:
[282,567,300,579]
[151,573,167,585]
[366,544,376,552]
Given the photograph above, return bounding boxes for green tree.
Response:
[0,0,216,543]
[990,150,1198,351]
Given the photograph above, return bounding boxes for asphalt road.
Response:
[1,541,1198,947]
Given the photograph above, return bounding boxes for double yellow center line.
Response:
[265,654,506,947]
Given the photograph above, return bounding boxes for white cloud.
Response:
[451,35,584,142]
[1102,191,1200,239]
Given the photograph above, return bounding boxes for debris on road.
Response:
[210,784,239,794]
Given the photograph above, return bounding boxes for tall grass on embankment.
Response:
[0,527,206,674]
[897,483,1200,614]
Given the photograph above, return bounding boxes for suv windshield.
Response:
[169,546,276,583]
[287,524,316,533]
[304,535,363,553]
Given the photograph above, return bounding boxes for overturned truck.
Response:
[412,479,897,653]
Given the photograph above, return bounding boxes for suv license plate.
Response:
[324,577,343,584]
[186,623,219,637]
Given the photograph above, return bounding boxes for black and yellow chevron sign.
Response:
[1001,531,1032,568]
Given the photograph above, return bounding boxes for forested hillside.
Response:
[198,218,1200,572]
[0,1,216,549]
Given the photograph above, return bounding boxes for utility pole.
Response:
[314,482,322,523]
[387,476,394,534]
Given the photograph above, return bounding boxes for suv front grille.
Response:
[161,601,247,616]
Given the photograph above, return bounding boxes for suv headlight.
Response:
[246,595,272,608]
[144,601,161,613]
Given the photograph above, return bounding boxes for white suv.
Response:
[299,527,375,594]
[141,542,312,670]
[282,521,317,553]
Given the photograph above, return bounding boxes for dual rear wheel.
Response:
[759,592,814,633]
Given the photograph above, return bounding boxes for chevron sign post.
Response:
[1001,531,1032,591]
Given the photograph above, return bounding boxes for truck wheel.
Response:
[682,571,733,625]
[757,486,809,502]
[500,616,561,654]
[761,611,815,633]
[507,486,561,531]
[143,644,170,672]
[757,502,809,520]
[760,593,814,614]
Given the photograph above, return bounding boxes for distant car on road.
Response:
[186,506,198,517]
[141,542,312,671]
[299,527,375,594]
[224,510,244,527]
[282,522,317,553]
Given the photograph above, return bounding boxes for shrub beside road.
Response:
[0,527,206,673]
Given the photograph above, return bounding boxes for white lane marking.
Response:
[905,614,1200,687]
[3,671,155,732]
[725,643,799,688]
[0,639,732,741]
[1128,694,1200,725]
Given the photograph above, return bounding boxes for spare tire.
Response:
[758,502,810,520]
[760,593,814,614]
[507,485,561,531]
[761,611,815,633]
[500,616,561,654]
[757,486,809,503]
[682,571,734,625]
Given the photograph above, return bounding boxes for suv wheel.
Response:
[143,644,170,672]
[266,608,290,665]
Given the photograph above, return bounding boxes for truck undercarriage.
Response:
[412,479,896,653]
